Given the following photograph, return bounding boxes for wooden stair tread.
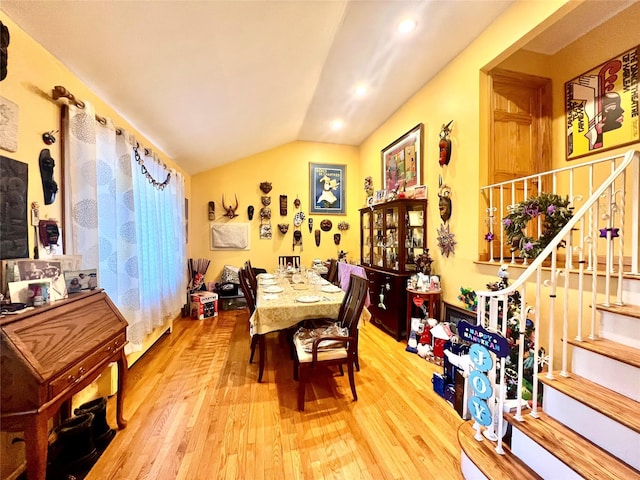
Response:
[457,421,542,480]
[539,371,640,434]
[567,337,640,369]
[506,411,640,480]
[597,302,640,319]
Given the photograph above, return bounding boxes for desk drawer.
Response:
[49,333,125,399]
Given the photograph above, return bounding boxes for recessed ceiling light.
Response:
[355,85,368,97]
[397,18,416,34]
[332,120,344,130]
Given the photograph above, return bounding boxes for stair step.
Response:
[568,337,640,369]
[597,302,640,320]
[539,372,640,434]
[457,421,542,480]
[506,411,640,480]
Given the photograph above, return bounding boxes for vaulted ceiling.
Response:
[2,0,634,174]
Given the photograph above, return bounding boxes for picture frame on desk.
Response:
[443,302,477,332]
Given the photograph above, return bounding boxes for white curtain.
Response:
[64,101,186,352]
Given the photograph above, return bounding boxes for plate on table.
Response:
[263,286,283,293]
[259,273,275,279]
[260,279,277,285]
[321,285,342,293]
[296,295,321,303]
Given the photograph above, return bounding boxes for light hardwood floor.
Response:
[87,308,465,480]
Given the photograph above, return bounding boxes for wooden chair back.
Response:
[339,274,368,334]
[238,267,256,313]
[244,260,258,293]
[326,259,339,285]
[278,256,301,270]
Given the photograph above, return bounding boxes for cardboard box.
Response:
[190,292,218,319]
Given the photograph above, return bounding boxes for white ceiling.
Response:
[1,0,634,175]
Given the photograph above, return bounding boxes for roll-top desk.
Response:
[1,289,128,480]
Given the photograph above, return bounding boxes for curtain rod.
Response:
[52,85,162,161]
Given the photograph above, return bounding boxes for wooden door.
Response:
[487,69,552,260]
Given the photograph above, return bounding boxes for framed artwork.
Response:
[413,185,427,199]
[565,46,639,160]
[382,123,424,193]
[375,189,387,203]
[309,163,346,214]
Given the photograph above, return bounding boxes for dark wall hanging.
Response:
[438,179,452,223]
[0,20,9,81]
[278,223,289,234]
[280,195,287,216]
[314,229,321,247]
[39,149,58,205]
[208,201,215,220]
[0,155,28,259]
[247,205,254,220]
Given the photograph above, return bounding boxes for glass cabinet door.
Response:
[405,204,424,271]
[361,210,371,266]
[384,206,399,270]
[373,210,384,268]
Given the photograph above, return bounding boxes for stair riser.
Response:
[623,278,640,304]
[543,386,640,471]
[510,427,582,480]
[460,452,489,480]
[599,311,640,349]
[572,348,640,402]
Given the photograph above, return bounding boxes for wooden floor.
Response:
[87,308,465,480]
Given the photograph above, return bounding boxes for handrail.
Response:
[470,148,639,456]
[476,149,639,299]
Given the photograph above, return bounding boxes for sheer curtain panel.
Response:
[63,101,186,352]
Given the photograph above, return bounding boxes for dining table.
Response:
[249,272,352,382]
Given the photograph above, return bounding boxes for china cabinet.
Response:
[359,199,427,340]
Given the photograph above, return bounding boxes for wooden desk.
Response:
[406,288,442,341]
[1,290,128,480]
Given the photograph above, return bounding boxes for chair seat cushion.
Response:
[293,325,349,363]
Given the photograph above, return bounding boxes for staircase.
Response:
[459,149,640,479]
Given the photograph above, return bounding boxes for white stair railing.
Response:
[471,148,639,455]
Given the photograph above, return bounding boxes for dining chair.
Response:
[292,274,368,411]
[244,260,258,293]
[278,255,301,270]
[239,267,263,379]
[326,258,339,286]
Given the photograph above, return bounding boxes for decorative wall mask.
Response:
[221,194,239,219]
[260,206,271,220]
[320,219,332,232]
[308,217,313,233]
[280,195,287,216]
[293,211,305,227]
[293,230,303,251]
[294,196,301,209]
[334,233,341,245]
[247,205,254,220]
[260,224,272,239]
[438,178,452,223]
[208,201,215,221]
[259,182,272,194]
[261,196,271,206]
[314,229,321,247]
[278,223,289,234]
[39,149,58,205]
[439,120,454,166]
[337,221,350,231]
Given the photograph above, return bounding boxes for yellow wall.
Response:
[191,140,361,281]
[0,13,191,479]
